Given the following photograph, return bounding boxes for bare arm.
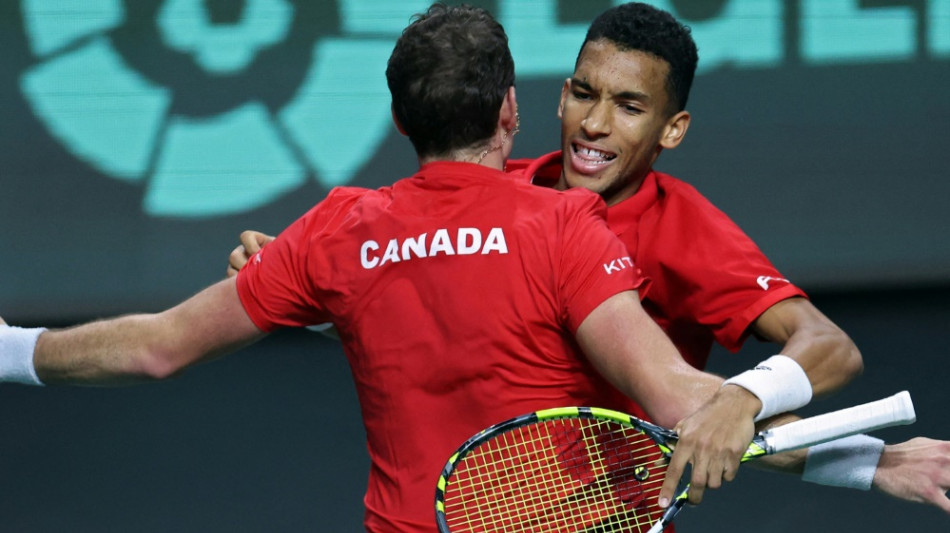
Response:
[746,414,950,516]
[873,438,950,514]
[571,291,950,515]
[575,291,746,425]
[34,277,265,385]
[752,297,863,397]
[575,290,760,506]
[745,295,950,515]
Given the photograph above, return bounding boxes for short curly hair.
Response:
[386,4,515,159]
[580,2,698,115]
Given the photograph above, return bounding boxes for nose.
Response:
[581,100,611,138]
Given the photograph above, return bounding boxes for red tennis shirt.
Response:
[509,152,806,382]
[237,161,646,532]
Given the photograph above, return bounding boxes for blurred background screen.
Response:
[1,1,948,532]
[2,0,948,322]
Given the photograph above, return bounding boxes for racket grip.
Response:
[762,391,916,454]
[646,496,687,533]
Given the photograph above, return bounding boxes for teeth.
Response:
[575,144,615,161]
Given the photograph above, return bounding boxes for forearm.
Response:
[35,313,184,385]
[746,413,886,494]
[779,325,862,397]
[21,278,263,386]
[616,321,725,426]
[576,291,758,427]
[754,298,863,398]
[747,413,808,475]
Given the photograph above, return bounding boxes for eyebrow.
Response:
[570,78,651,103]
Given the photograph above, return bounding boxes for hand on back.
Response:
[227,230,276,277]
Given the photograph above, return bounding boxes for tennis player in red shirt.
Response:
[227,1,950,519]
[0,5,804,532]
[506,2,950,513]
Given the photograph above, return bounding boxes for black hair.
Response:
[581,2,698,114]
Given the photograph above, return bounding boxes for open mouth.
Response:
[573,143,616,163]
[570,142,616,174]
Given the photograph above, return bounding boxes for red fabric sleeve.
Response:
[640,177,807,352]
[236,188,363,332]
[507,151,561,186]
[557,189,646,333]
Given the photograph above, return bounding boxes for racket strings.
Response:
[441,418,670,532]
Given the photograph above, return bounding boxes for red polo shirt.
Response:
[237,161,646,532]
[509,152,806,374]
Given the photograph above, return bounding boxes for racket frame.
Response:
[435,406,677,532]
[437,392,916,533]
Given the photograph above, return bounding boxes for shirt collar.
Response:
[415,160,509,181]
[606,171,660,235]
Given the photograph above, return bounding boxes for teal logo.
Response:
[19,0,399,218]
[19,0,948,218]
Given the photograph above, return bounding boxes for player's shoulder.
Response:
[302,185,378,226]
[326,184,378,200]
[653,171,731,218]
[550,186,609,221]
[654,171,709,203]
[320,184,396,210]
[507,151,562,186]
[501,172,608,226]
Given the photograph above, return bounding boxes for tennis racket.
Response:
[435,391,916,533]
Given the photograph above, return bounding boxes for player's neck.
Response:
[418,139,509,171]
[604,174,649,206]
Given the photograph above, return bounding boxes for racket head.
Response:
[435,406,678,533]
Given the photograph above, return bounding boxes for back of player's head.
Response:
[387,3,515,159]
[580,2,698,114]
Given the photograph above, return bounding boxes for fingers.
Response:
[226,245,247,278]
[661,431,745,508]
[927,491,950,516]
[660,388,755,508]
[227,231,277,277]
[687,451,741,504]
[874,437,950,514]
[684,449,711,505]
[659,437,734,507]
[241,230,274,253]
[659,455,731,508]
[659,447,689,508]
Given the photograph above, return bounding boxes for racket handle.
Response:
[762,391,916,454]
[646,496,687,533]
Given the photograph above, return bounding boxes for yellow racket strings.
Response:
[442,418,668,532]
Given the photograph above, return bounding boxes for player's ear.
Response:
[391,105,407,136]
[500,86,518,132]
[557,78,570,120]
[659,110,690,150]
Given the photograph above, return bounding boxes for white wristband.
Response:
[802,433,885,490]
[0,325,46,386]
[722,354,812,422]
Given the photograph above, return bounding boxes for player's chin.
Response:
[567,153,616,182]
[563,166,612,194]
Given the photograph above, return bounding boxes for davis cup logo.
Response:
[24,1,932,220]
[19,0,398,218]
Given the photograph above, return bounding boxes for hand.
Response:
[658,385,759,507]
[226,230,276,277]
[873,437,950,514]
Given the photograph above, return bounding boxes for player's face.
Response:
[558,40,683,206]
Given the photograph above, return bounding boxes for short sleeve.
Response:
[557,190,646,333]
[237,188,363,332]
[638,180,807,352]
